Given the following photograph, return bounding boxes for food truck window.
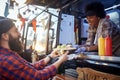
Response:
[107,9,120,30]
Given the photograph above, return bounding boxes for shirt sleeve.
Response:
[1,53,57,80]
[102,21,112,38]
[94,19,112,45]
[32,60,46,70]
[85,26,96,46]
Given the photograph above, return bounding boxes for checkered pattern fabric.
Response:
[0,47,57,80]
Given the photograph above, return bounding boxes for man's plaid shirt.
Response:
[0,47,57,80]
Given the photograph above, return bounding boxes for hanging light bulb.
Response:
[15,0,27,5]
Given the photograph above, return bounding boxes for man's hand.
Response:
[52,51,69,69]
[49,49,60,58]
[58,51,69,62]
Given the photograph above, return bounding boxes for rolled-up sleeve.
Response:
[32,60,46,70]
[0,53,57,80]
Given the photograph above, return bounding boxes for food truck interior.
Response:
[1,0,120,79]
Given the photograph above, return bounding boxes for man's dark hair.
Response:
[84,1,106,18]
[0,16,15,39]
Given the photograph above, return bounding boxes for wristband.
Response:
[47,55,53,62]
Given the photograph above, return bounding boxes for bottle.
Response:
[105,35,112,56]
[98,35,105,56]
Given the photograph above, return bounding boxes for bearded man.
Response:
[0,16,68,80]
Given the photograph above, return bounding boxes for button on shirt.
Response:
[0,47,57,80]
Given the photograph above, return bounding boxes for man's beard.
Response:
[8,34,24,54]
